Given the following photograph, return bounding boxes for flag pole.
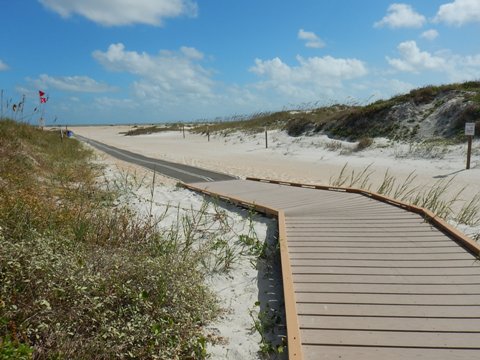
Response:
[38,90,47,129]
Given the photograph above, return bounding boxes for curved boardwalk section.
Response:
[185,179,480,360]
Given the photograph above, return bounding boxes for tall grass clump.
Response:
[0,120,219,359]
[329,163,480,232]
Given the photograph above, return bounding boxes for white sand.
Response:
[72,125,480,203]
[78,125,480,358]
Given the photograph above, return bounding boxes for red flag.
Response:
[40,97,47,104]
[39,90,45,97]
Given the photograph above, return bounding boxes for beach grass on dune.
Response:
[0,119,224,359]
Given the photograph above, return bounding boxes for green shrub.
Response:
[0,335,33,360]
[0,120,218,359]
[284,118,314,137]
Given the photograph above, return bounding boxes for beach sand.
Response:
[72,125,480,201]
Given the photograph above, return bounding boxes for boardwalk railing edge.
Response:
[181,182,304,360]
[246,177,480,257]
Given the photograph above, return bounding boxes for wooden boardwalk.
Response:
[184,178,480,360]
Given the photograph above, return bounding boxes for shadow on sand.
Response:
[432,168,468,179]
[206,197,288,359]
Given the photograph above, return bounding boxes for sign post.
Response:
[465,123,475,170]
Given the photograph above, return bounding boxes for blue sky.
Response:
[1,0,480,125]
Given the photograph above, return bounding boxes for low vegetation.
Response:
[0,120,231,359]
[123,124,182,136]
[181,81,480,142]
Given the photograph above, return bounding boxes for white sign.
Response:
[465,123,475,136]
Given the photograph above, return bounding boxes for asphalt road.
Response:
[76,135,237,183]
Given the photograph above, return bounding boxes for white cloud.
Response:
[435,0,480,26]
[298,29,325,49]
[250,55,367,98]
[387,41,447,72]
[39,0,197,26]
[0,59,8,71]
[93,43,215,104]
[421,29,439,41]
[180,46,204,60]
[449,54,480,82]
[32,74,115,92]
[374,3,426,28]
[387,40,480,82]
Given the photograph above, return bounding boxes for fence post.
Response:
[265,126,268,149]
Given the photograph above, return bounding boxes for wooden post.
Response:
[207,125,210,142]
[466,135,472,170]
[265,126,268,149]
[465,123,475,170]
[182,124,185,139]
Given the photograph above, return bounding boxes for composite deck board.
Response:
[287,243,461,249]
[291,259,479,267]
[286,230,443,235]
[290,249,476,262]
[291,215,423,220]
[287,237,453,242]
[188,180,480,359]
[300,329,480,348]
[291,267,480,276]
[289,247,463,253]
[295,293,480,305]
[298,315,480,331]
[302,346,479,360]
[297,303,480,317]
[286,225,439,231]
[293,274,480,284]
[294,282,480,294]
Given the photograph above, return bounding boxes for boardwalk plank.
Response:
[290,259,478,269]
[294,274,480,284]
[293,282,480,294]
[291,266,480,276]
[295,292,480,305]
[301,328,480,348]
[289,252,475,260]
[302,345,479,360]
[297,303,480,317]
[289,242,457,249]
[298,315,480,331]
[289,245,465,255]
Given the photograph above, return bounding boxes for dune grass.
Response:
[0,120,230,359]
[187,81,480,141]
[329,163,480,232]
[122,124,183,136]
